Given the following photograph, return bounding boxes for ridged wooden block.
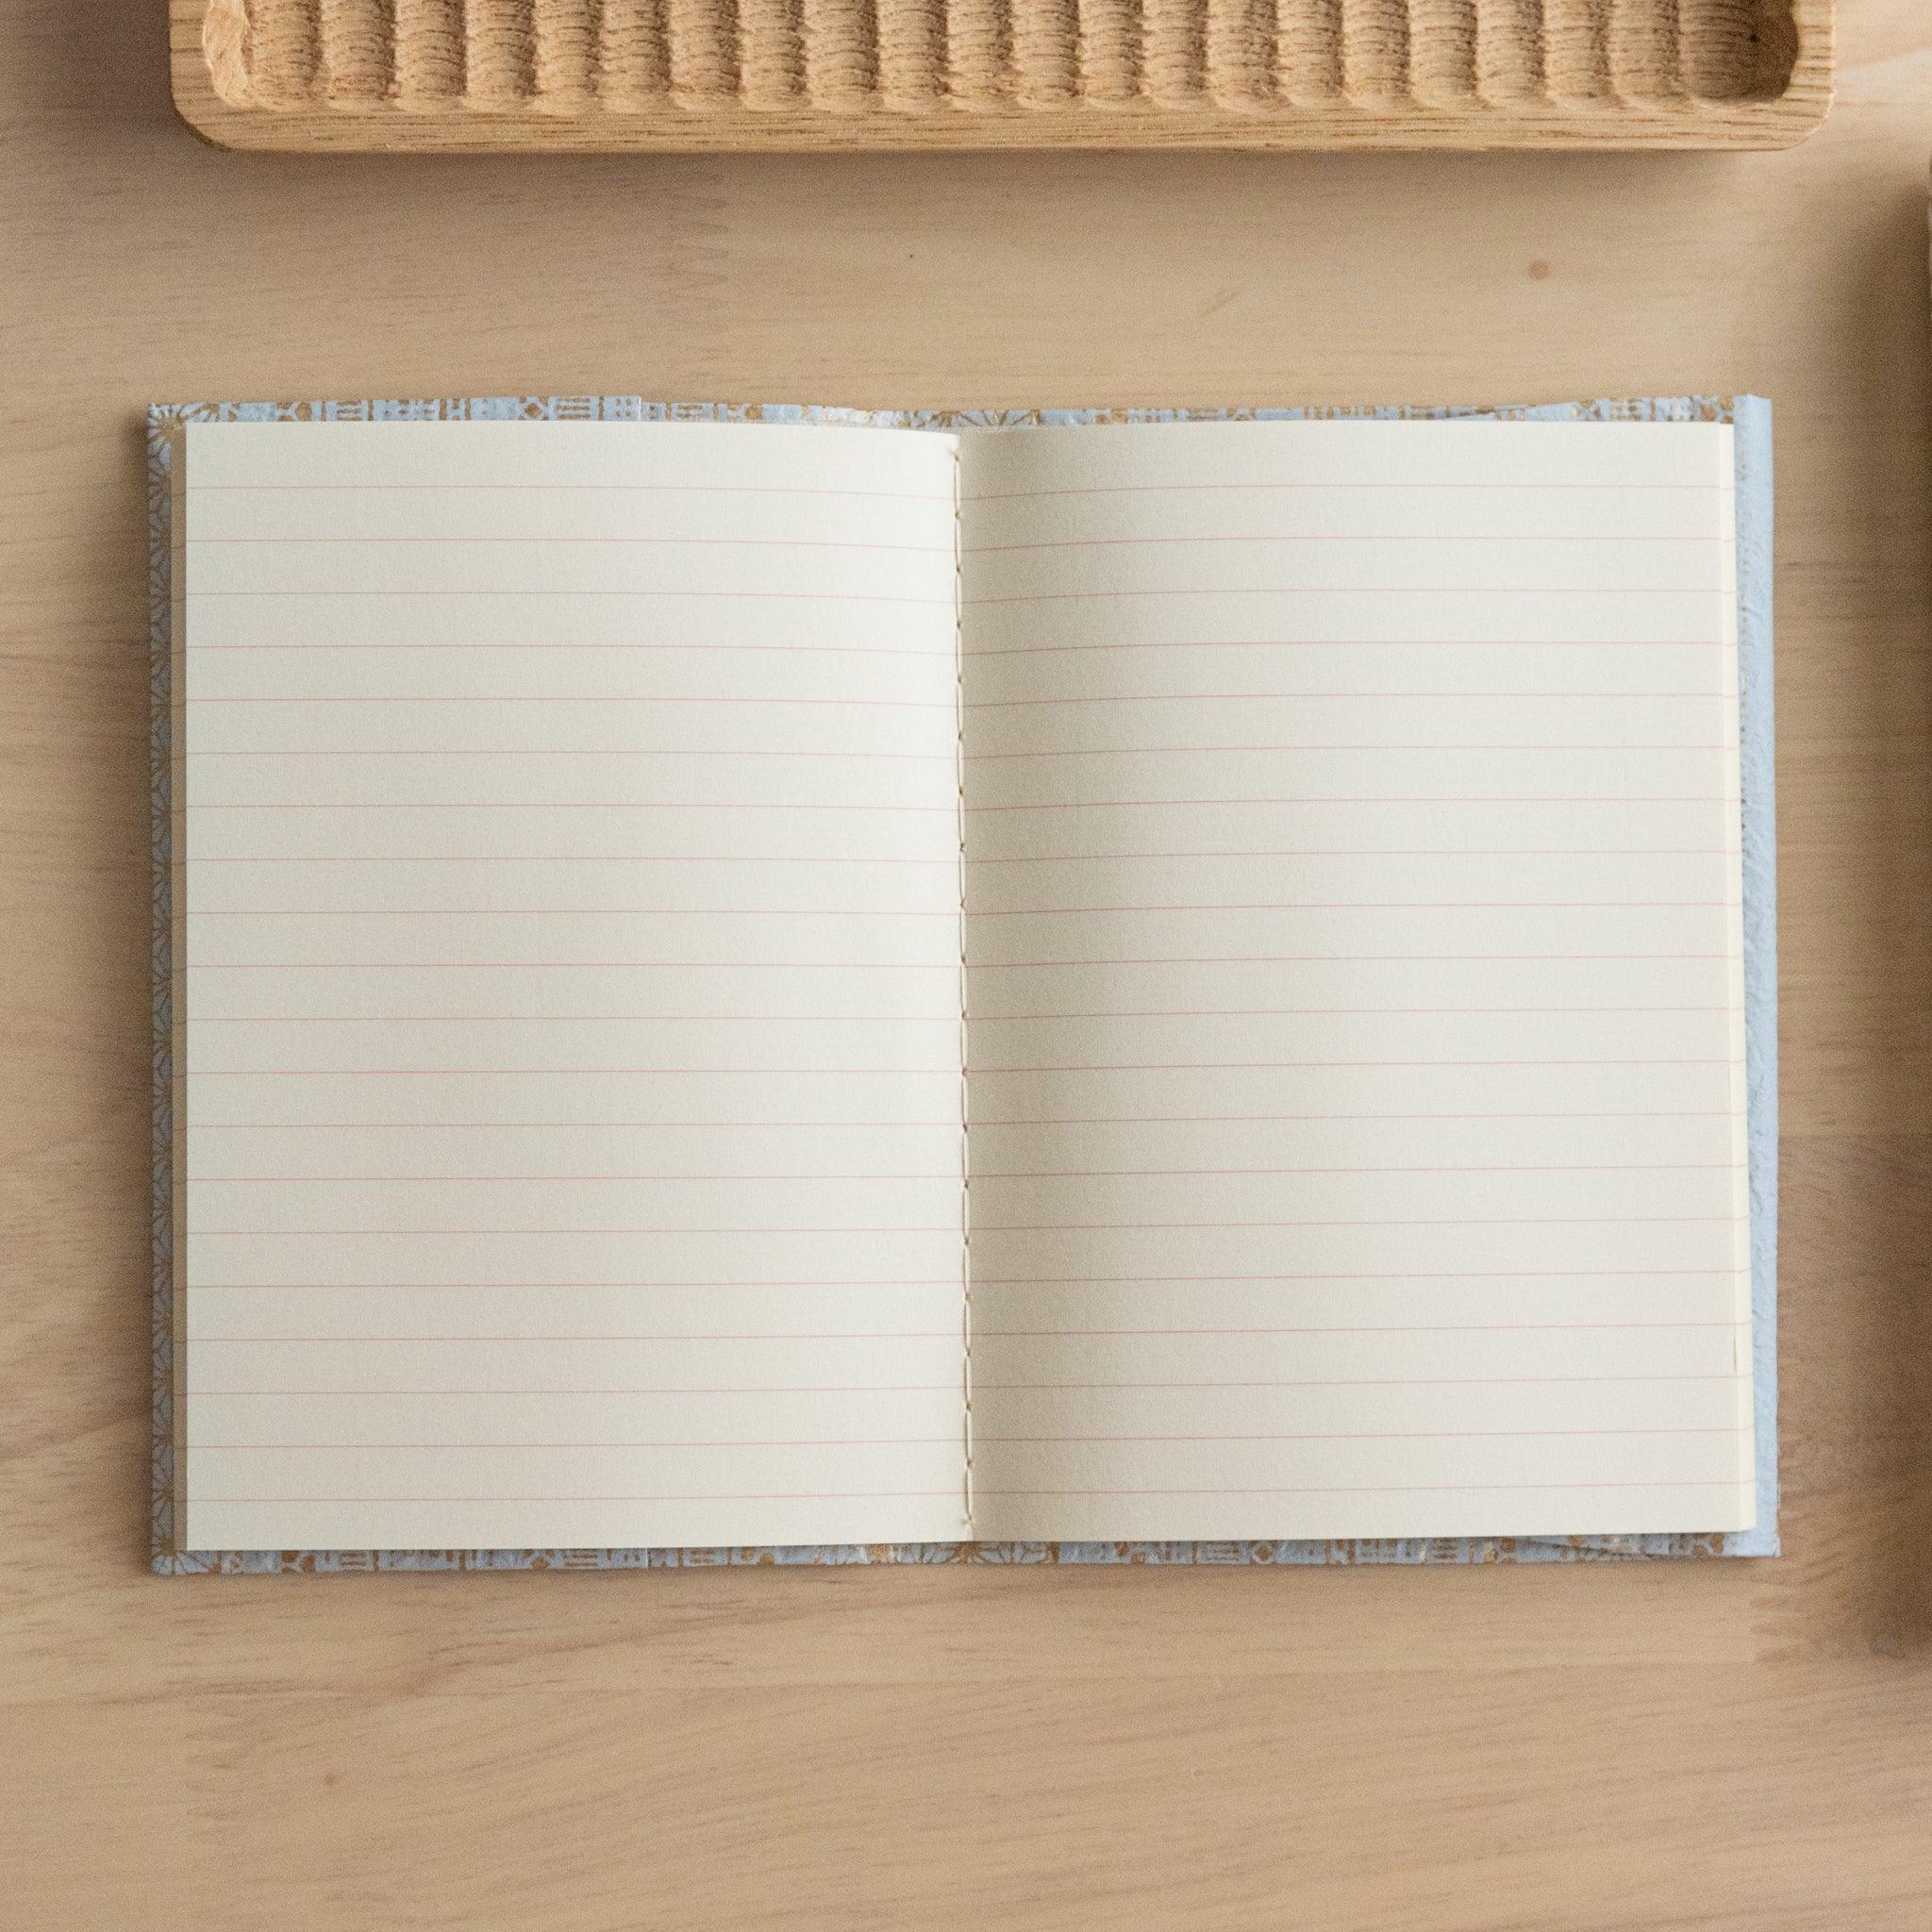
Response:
[173,0,1832,150]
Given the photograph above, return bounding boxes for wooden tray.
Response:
[172,0,1833,152]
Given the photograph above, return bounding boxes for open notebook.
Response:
[150,397,1778,1569]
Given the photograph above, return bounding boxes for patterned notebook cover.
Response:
[149,394,1778,1572]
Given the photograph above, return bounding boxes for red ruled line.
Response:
[191,1008,1694,1023]
[185,803,961,813]
[192,1280,960,1290]
[190,536,953,552]
[963,692,1728,707]
[963,746,1738,758]
[970,1269,1747,1283]
[199,1440,962,1449]
[185,1386,956,1395]
[190,484,956,501]
[187,748,955,760]
[182,1115,1732,1128]
[972,1058,1742,1071]
[963,588,1728,606]
[960,484,1724,502]
[195,1173,963,1183]
[971,1008,1741,1019]
[970,1115,1738,1126]
[966,956,1736,966]
[974,1324,1737,1339]
[969,640,1732,657]
[184,957,1731,971]
[971,1480,1752,1495]
[972,1216,1740,1229]
[202,1333,959,1342]
[187,694,955,708]
[192,857,958,866]
[192,1491,963,1503]
[975,1424,1750,1441]
[192,1224,963,1233]
[187,1061,1733,1077]
[962,798,1735,810]
[972,1375,1744,1389]
[184,796,1727,809]
[189,908,958,918]
[970,1163,1742,1178]
[194,1023,961,1041]
[187,642,948,657]
[190,590,957,604]
[965,535,1733,553]
[191,904,1730,916]
[188,962,953,970]
[187,1288,1736,1302]
[968,902,1740,914]
[965,851,1730,861]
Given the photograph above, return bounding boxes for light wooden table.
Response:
[6,3,1932,1925]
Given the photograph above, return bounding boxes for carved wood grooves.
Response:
[204,0,1805,114]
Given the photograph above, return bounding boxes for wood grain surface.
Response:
[168,0,1836,151]
[5,1,1932,1924]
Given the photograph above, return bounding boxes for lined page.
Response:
[958,419,1754,1542]
[178,419,969,1553]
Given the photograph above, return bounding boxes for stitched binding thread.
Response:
[952,438,974,1537]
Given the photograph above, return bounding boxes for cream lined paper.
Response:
[958,420,1754,1541]
[177,412,1755,1553]
[179,420,970,1551]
